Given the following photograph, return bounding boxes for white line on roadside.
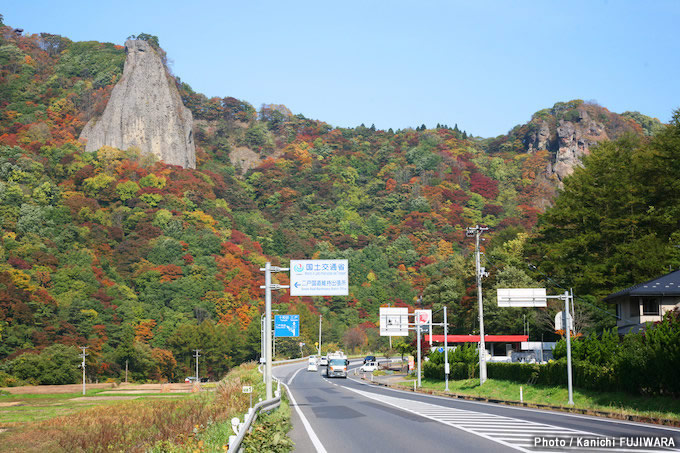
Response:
[280,380,328,453]
[346,374,680,435]
[287,366,304,386]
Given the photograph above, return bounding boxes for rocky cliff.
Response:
[80,39,195,168]
[490,100,663,181]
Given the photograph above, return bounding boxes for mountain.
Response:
[80,39,195,168]
[0,22,664,383]
[483,100,663,181]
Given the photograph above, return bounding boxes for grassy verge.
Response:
[396,377,680,423]
[0,362,278,452]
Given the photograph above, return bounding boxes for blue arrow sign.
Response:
[274,315,300,337]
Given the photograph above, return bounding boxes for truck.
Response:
[325,351,349,378]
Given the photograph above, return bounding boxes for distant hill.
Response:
[0,21,661,383]
[481,100,663,181]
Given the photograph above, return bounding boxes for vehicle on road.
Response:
[363,355,376,364]
[326,351,348,378]
[307,357,318,372]
[319,356,328,366]
[184,376,197,383]
[360,361,378,372]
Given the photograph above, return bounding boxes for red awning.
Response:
[425,334,528,343]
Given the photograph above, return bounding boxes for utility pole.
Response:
[193,349,201,381]
[79,346,88,396]
[466,225,489,385]
[318,314,322,356]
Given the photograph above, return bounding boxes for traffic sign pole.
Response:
[264,262,273,400]
[416,323,421,388]
[260,263,289,400]
[564,291,574,405]
[444,306,449,392]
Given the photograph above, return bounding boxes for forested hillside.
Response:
[0,19,669,384]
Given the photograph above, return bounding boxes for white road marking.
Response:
[280,380,328,453]
[346,373,680,435]
[287,366,304,385]
[341,386,676,453]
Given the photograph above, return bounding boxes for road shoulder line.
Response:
[281,380,328,453]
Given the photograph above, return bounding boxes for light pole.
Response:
[318,314,322,356]
[466,225,489,385]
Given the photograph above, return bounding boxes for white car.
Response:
[360,361,378,372]
[307,357,318,372]
[319,356,328,366]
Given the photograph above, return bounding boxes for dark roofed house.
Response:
[604,269,680,335]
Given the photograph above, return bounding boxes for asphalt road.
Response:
[273,360,680,453]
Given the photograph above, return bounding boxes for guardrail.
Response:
[227,378,282,452]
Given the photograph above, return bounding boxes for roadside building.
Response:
[604,269,680,335]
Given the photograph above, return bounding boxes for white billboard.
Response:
[497,288,547,307]
[379,307,409,336]
[290,260,349,296]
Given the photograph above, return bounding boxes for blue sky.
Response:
[4,1,679,137]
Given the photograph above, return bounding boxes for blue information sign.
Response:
[274,315,300,337]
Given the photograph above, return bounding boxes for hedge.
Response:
[422,360,616,393]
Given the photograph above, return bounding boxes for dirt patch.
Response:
[0,382,196,395]
[0,402,22,407]
[98,389,190,394]
[0,383,115,395]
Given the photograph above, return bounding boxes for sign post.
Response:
[260,263,289,400]
[497,287,574,405]
[414,309,431,388]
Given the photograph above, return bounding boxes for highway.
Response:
[272,360,680,453]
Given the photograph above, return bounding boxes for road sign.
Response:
[438,347,444,353]
[290,259,349,296]
[242,385,253,393]
[299,342,305,347]
[275,315,300,337]
[555,311,572,331]
[415,309,431,325]
[497,288,547,307]
[379,307,409,336]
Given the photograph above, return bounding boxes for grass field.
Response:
[0,363,270,452]
[397,377,680,424]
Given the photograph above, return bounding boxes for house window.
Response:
[642,298,660,315]
[615,303,621,319]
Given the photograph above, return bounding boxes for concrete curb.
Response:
[360,375,680,428]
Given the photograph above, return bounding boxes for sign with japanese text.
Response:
[290,260,349,296]
[274,314,300,337]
